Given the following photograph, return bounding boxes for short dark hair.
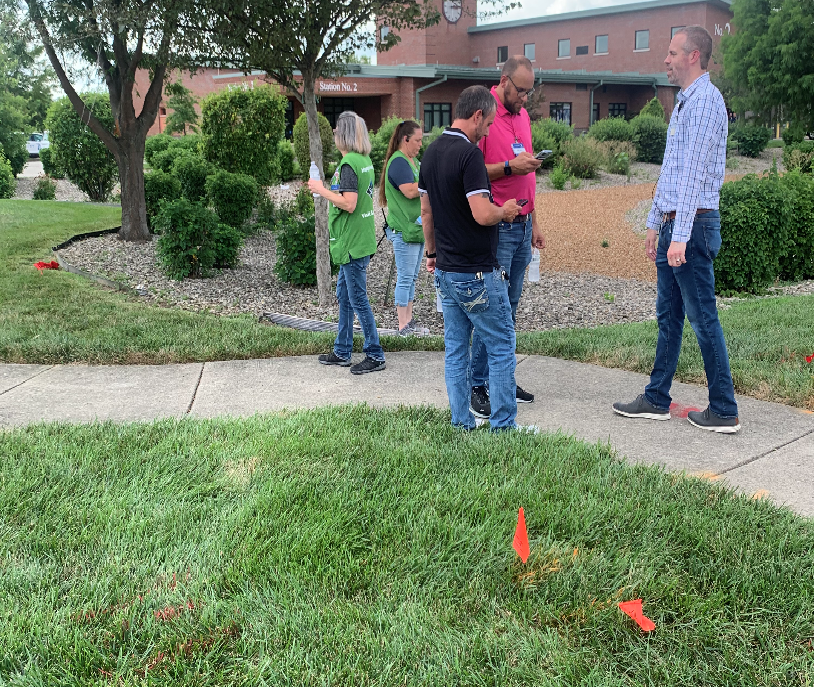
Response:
[454,85,496,121]
[502,55,533,78]
[675,25,713,70]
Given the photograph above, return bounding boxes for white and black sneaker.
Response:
[470,385,491,419]
[516,385,534,403]
[687,407,741,434]
[612,394,670,420]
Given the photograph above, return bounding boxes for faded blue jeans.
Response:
[470,215,532,387]
[644,211,738,418]
[435,267,517,430]
[385,226,424,307]
[334,256,385,363]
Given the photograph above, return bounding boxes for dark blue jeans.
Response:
[469,215,532,387]
[645,212,738,418]
[334,256,385,362]
[435,268,517,430]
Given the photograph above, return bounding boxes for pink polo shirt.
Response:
[478,86,536,215]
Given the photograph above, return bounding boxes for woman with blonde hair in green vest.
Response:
[308,110,385,375]
[378,120,424,336]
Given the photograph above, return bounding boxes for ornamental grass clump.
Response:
[561,137,603,178]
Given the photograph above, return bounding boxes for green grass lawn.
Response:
[1,407,812,684]
[2,200,812,409]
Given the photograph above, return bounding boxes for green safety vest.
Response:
[328,151,377,265]
[384,151,424,243]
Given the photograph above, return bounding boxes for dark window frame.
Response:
[322,97,357,128]
[423,102,452,132]
[608,103,627,118]
[576,45,589,56]
[549,102,572,126]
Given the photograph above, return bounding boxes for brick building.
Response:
[136,0,733,136]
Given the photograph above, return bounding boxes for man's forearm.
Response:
[485,162,508,181]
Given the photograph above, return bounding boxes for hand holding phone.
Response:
[535,149,553,160]
[517,198,529,207]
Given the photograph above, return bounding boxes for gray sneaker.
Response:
[687,407,741,434]
[397,322,416,337]
[612,394,670,421]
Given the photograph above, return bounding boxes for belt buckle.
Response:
[476,271,483,280]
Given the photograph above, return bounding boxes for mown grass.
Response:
[2,200,812,408]
[1,406,812,685]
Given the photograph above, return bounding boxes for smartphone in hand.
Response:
[517,198,529,207]
[535,150,553,160]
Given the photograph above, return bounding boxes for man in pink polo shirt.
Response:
[469,55,546,421]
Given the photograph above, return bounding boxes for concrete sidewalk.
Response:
[1,353,811,515]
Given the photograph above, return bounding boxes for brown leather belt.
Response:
[663,208,714,221]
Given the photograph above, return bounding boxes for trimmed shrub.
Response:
[32,176,56,200]
[39,147,64,178]
[145,134,173,166]
[532,118,574,169]
[560,137,603,178]
[172,154,212,202]
[631,115,668,164]
[201,85,286,184]
[143,169,182,226]
[549,163,568,190]
[371,116,402,178]
[728,124,772,158]
[45,94,118,201]
[783,141,814,174]
[587,117,633,142]
[778,171,814,281]
[292,111,335,180]
[781,122,806,146]
[211,224,243,269]
[277,139,296,182]
[151,147,195,174]
[639,97,666,121]
[205,169,259,228]
[0,131,26,177]
[275,214,319,286]
[0,152,16,199]
[167,134,201,154]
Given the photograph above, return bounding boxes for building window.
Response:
[635,30,649,50]
[595,35,608,54]
[608,103,627,118]
[524,43,535,60]
[381,26,389,41]
[592,102,600,125]
[284,99,294,139]
[424,102,451,132]
[558,39,570,58]
[497,46,508,63]
[550,102,572,126]
[671,26,684,38]
[576,45,589,56]
[322,97,356,128]
[576,83,587,91]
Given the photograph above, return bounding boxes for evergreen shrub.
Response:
[728,124,772,158]
[205,169,259,228]
[292,112,335,179]
[144,170,182,226]
[371,116,401,178]
[277,139,296,182]
[39,147,64,178]
[631,115,668,164]
[781,122,806,146]
[275,214,319,286]
[172,154,212,202]
[587,117,633,142]
[639,97,666,121]
[777,171,814,282]
[151,147,194,174]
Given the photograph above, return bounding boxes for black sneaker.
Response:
[350,357,386,375]
[516,385,534,403]
[318,352,351,367]
[612,394,670,420]
[687,407,741,434]
[470,385,491,419]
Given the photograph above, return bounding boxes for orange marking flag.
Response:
[512,507,530,563]
[618,599,656,632]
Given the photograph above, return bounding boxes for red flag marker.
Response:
[806,354,813,364]
[669,402,701,418]
[34,260,59,272]
[513,507,530,563]
[618,599,656,632]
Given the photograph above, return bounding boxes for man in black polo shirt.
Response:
[418,85,522,430]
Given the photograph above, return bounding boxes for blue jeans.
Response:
[385,226,424,307]
[435,267,517,430]
[334,256,385,362]
[645,212,738,418]
[470,215,532,387]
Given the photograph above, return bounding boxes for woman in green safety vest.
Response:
[308,111,386,375]
[377,120,424,336]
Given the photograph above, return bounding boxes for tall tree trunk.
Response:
[302,77,332,308]
[116,133,149,242]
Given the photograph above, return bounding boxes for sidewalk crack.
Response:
[719,428,814,475]
[185,363,205,415]
[0,365,56,397]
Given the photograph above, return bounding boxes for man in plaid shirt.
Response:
[613,26,741,434]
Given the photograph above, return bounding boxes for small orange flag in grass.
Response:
[618,599,656,632]
[512,507,530,563]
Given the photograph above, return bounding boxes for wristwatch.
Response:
[504,160,512,176]
[425,251,436,258]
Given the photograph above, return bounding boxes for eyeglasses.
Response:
[507,74,534,99]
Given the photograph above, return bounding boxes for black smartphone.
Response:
[535,149,553,160]
[517,198,529,207]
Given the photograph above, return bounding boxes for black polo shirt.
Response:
[418,129,498,273]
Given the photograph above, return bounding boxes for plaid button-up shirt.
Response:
[646,72,728,243]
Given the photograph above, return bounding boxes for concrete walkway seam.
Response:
[718,427,814,475]
[185,364,206,415]
[0,365,55,397]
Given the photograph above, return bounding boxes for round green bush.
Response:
[728,124,772,158]
[781,122,806,146]
[587,117,633,142]
[39,147,64,178]
[631,115,668,164]
[274,214,318,286]
[0,152,16,199]
[201,85,286,184]
[277,139,296,182]
[778,171,814,282]
[144,169,182,226]
[639,97,666,121]
[205,169,259,228]
[45,94,118,201]
[145,134,173,166]
[531,118,574,169]
[151,147,195,174]
[32,176,56,200]
[167,134,201,153]
[172,154,212,202]
[292,112,336,180]
[155,198,226,279]
[0,132,27,177]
